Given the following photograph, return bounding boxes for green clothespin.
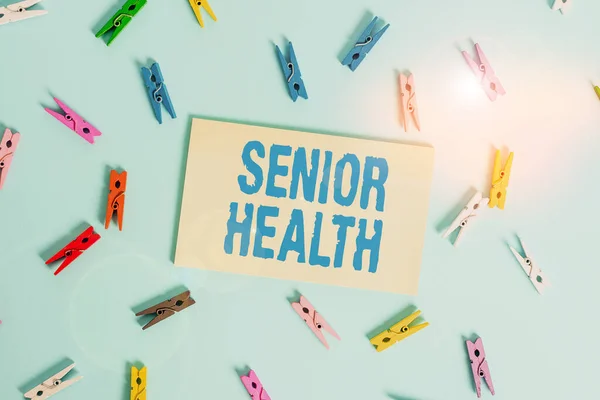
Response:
[595,85,600,100]
[95,0,148,46]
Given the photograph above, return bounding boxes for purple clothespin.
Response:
[462,43,505,101]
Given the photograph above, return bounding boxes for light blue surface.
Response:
[1,0,599,399]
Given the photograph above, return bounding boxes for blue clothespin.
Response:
[275,42,308,102]
[141,62,176,124]
[341,17,389,71]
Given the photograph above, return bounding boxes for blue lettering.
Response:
[265,144,292,198]
[331,215,356,268]
[353,219,383,273]
[361,157,388,212]
[309,212,330,267]
[317,151,333,204]
[224,202,253,256]
[253,205,279,259]
[333,153,360,207]
[289,148,319,202]
[237,141,265,195]
[277,209,306,262]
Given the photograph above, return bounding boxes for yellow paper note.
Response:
[174,118,435,295]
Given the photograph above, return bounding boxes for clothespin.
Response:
[462,43,505,101]
[188,0,216,28]
[488,150,514,210]
[0,0,47,25]
[241,370,271,400]
[141,62,176,124]
[594,85,600,100]
[442,192,489,246]
[95,0,147,46]
[135,290,195,330]
[291,295,340,349]
[105,169,128,231]
[466,338,495,398]
[130,366,147,400]
[45,226,101,276]
[275,42,308,102]
[370,310,429,352]
[341,16,389,71]
[0,128,20,190]
[44,98,102,144]
[552,0,571,14]
[24,362,82,399]
[509,236,550,294]
[398,73,420,132]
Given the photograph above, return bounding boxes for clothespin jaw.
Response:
[291,295,340,349]
[275,42,308,102]
[44,97,102,144]
[552,0,571,14]
[95,0,147,46]
[141,63,176,124]
[594,85,600,100]
[462,43,505,101]
[442,192,489,246]
[188,0,217,27]
[0,0,48,25]
[509,237,550,294]
[488,150,514,209]
[24,363,82,399]
[0,128,21,190]
[341,16,390,71]
[130,366,147,400]
[105,170,128,231]
[45,226,101,276]
[370,310,429,352]
[466,338,495,398]
[135,290,195,330]
[398,73,420,132]
[241,370,271,400]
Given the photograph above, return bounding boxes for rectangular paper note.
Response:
[174,118,434,294]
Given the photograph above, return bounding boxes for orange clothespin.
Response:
[105,169,127,230]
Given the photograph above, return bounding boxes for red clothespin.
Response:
[105,170,127,230]
[45,226,100,275]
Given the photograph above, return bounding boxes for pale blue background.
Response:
[1,0,599,399]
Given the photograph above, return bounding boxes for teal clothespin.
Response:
[95,0,147,46]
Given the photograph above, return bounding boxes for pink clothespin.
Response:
[44,97,102,144]
[398,73,420,132]
[291,295,340,349]
[240,370,271,400]
[466,338,495,397]
[462,43,505,101]
[0,128,20,190]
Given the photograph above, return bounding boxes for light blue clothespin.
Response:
[275,42,308,102]
[341,17,389,71]
[141,62,176,124]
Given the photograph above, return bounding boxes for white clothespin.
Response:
[552,0,572,14]
[0,0,47,25]
[24,363,82,399]
[442,192,489,246]
[509,237,550,294]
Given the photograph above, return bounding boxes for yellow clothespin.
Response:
[488,150,514,210]
[188,0,217,27]
[594,85,600,100]
[370,310,429,352]
[131,366,147,400]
